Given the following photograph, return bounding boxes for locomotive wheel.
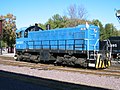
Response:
[117,54,120,64]
[117,58,120,64]
[16,55,22,61]
[34,55,41,63]
[54,56,64,66]
[29,55,40,63]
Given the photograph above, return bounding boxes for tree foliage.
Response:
[92,19,105,40]
[0,13,16,47]
[92,19,120,40]
[44,14,69,29]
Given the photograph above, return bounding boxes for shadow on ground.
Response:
[0,70,109,90]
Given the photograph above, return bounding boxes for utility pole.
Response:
[0,19,3,55]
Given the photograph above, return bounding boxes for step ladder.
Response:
[88,51,97,67]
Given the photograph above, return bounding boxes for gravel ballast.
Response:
[0,64,120,90]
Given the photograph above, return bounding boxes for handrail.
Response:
[94,39,99,51]
[107,39,112,59]
[101,39,112,60]
[92,39,99,60]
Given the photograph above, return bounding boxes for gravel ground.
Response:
[0,64,120,90]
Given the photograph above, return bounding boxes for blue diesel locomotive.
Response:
[14,24,111,68]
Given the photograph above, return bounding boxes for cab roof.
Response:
[16,27,27,33]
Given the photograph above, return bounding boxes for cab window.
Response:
[24,30,28,38]
[16,31,22,38]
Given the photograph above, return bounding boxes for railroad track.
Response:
[0,57,120,77]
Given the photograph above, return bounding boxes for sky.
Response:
[0,0,120,29]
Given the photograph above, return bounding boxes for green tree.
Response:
[46,14,69,29]
[104,23,112,39]
[38,23,46,30]
[0,13,16,48]
[117,30,120,35]
[111,26,119,36]
[92,20,120,40]
[104,23,119,39]
[92,19,105,40]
